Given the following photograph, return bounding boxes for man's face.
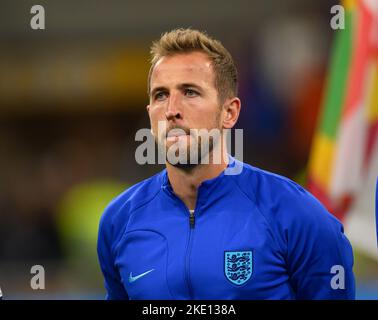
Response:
[147,51,223,167]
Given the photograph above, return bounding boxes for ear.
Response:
[222,97,241,129]
[146,104,150,113]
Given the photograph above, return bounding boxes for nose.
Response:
[165,92,182,121]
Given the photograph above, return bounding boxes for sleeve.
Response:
[283,188,355,300]
[97,206,129,300]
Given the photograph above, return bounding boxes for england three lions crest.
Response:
[224,250,253,285]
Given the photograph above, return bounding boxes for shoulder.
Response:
[232,160,349,264]
[98,170,165,244]
[232,160,342,230]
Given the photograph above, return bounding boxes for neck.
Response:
[166,149,229,211]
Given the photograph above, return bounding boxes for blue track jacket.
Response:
[97,157,355,300]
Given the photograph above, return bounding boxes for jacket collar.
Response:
[160,154,242,209]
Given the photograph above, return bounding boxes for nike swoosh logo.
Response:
[128,269,155,283]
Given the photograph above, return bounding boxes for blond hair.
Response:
[148,28,238,103]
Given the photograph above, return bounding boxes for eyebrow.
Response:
[150,83,203,97]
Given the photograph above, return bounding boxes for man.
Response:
[97,28,355,299]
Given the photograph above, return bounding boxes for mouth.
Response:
[166,128,190,143]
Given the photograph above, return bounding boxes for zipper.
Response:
[189,210,195,228]
[163,185,196,299]
[185,208,195,299]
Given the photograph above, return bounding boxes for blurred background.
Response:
[0,0,377,299]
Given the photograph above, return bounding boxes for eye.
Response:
[185,88,199,97]
[154,91,168,101]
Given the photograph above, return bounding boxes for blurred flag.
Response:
[308,0,378,258]
[376,177,378,249]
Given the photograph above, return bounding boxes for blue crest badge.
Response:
[224,250,253,285]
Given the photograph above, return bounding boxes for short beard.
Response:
[155,111,223,170]
[167,134,218,172]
